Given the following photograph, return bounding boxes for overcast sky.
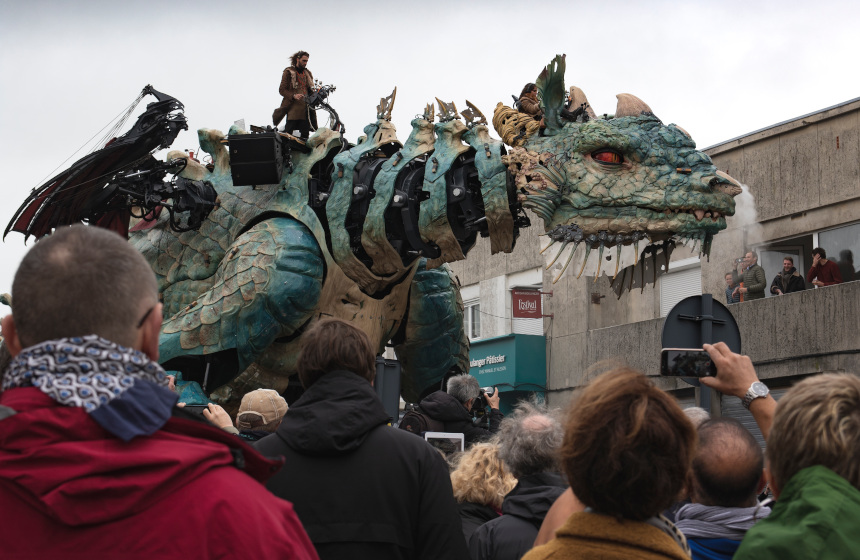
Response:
[1,0,858,296]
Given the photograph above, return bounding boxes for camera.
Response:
[469,387,497,428]
[734,258,745,263]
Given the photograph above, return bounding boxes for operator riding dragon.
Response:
[6,55,742,411]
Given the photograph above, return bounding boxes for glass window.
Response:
[464,300,481,340]
[819,222,860,283]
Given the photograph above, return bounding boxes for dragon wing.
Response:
[4,86,187,241]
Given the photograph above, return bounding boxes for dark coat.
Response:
[419,390,503,446]
[254,370,469,560]
[469,472,568,560]
[770,267,806,295]
[458,501,500,544]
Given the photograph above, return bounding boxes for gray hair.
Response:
[447,374,480,404]
[497,400,563,478]
[684,407,711,428]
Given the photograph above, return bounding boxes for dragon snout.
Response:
[710,170,743,197]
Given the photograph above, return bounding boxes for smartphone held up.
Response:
[660,348,717,378]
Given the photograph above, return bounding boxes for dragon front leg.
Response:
[392,259,470,402]
[159,216,324,402]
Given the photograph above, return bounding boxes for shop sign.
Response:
[512,289,541,319]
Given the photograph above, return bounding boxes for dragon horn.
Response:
[546,241,570,268]
[615,93,655,118]
[576,244,592,279]
[569,86,597,119]
[540,239,556,255]
[554,242,580,284]
[594,243,605,282]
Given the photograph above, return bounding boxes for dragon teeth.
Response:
[693,209,705,221]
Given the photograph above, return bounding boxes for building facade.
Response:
[447,97,860,435]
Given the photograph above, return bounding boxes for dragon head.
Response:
[495,55,741,288]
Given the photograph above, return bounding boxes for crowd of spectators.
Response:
[1,225,859,560]
[728,247,848,304]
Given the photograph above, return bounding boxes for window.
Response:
[464,300,481,341]
[819,222,860,283]
[660,257,702,317]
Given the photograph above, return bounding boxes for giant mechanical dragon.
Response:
[6,55,742,410]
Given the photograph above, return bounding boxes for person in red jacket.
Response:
[806,247,843,287]
[0,225,318,560]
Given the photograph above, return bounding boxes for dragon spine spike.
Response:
[546,241,570,268]
[576,244,592,279]
[554,242,580,284]
[377,87,397,121]
[463,100,488,127]
[615,93,655,119]
[434,98,459,121]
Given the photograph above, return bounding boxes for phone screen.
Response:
[424,432,465,454]
[661,348,717,377]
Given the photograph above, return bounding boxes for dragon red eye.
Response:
[592,150,623,164]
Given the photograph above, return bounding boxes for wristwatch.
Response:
[741,381,769,409]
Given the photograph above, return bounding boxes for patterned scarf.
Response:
[674,503,771,540]
[3,335,178,441]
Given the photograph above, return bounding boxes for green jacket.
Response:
[740,264,766,300]
[735,465,860,560]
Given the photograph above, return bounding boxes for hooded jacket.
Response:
[469,472,567,560]
[419,390,503,446]
[734,465,860,560]
[0,386,317,560]
[254,370,469,560]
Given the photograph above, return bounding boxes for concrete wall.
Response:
[544,281,860,408]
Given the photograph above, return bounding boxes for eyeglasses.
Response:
[136,305,156,329]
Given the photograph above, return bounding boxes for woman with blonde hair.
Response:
[450,441,518,542]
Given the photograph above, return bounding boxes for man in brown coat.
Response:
[272,50,314,137]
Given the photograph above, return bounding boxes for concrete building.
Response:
[448,97,860,439]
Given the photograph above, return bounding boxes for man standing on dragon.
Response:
[272,50,315,138]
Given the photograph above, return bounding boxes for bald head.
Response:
[9,225,158,349]
[692,418,763,507]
